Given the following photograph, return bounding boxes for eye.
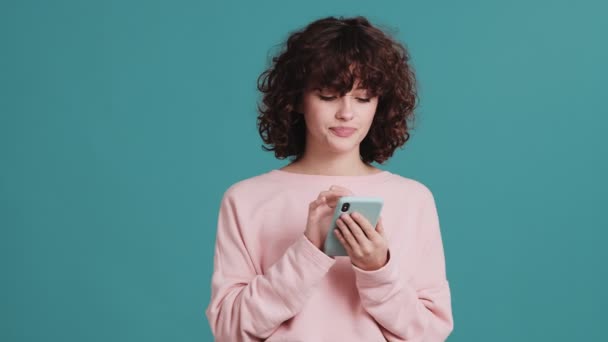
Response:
[318,93,373,103]
[319,95,336,101]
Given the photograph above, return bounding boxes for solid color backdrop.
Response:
[1,0,606,341]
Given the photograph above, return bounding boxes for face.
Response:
[297,80,379,156]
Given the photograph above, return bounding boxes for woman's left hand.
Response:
[334,212,389,271]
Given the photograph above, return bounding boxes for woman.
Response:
[205,15,454,341]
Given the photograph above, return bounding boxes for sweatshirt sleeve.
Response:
[351,187,454,341]
[205,189,336,342]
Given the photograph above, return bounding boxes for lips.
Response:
[330,127,356,137]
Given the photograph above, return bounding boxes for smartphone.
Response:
[323,196,384,257]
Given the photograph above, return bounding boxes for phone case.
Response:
[323,196,384,257]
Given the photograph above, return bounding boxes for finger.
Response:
[310,196,331,212]
[314,191,339,208]
[319,191,350,208]
[320,198,336,216]
[309,197,322,210]
[349,212,380,242]
[334,228,354,255]
[338,215,371,255]
[321,196,334,211]
[329,184,353,193]
[329,185,355,195]
[376,217,385,236]
[318,196,328,209]
[336,217,361,254]
[318,189,349,200]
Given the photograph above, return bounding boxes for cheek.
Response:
[363,108,378,127]
[357,112,378,137]
[304,105,332,128]
[303,113,326,137]
[303,110,322,126]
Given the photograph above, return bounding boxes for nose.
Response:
[335,95,355,121]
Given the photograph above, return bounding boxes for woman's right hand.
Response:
[304,185,354,251]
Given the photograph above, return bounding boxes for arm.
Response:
[352,188,454,341]
[205,191,336,342]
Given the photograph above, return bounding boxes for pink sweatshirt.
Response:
[205,169,454,341]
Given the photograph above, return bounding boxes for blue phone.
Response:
[323,196,384,257]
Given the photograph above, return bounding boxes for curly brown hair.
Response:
[256,15,418,164]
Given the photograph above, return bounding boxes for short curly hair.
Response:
[256,15,418,164]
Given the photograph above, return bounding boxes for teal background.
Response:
[1,0,606,341]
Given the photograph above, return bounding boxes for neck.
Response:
[285,146,379,176]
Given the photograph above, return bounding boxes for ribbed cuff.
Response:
[297,234,336,270]
[352,249,399,287]
[268,235,337,313]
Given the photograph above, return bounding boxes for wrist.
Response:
[304,233,323,250]
[355,250,389,271]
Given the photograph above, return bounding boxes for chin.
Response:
[326,140,360,153]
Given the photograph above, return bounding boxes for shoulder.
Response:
[385,172,435,200]
[381,172,437,213]
[221,170,277,201]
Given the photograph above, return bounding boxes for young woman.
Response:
[205,15,454,341]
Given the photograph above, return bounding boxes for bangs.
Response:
[305,28,390,97]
